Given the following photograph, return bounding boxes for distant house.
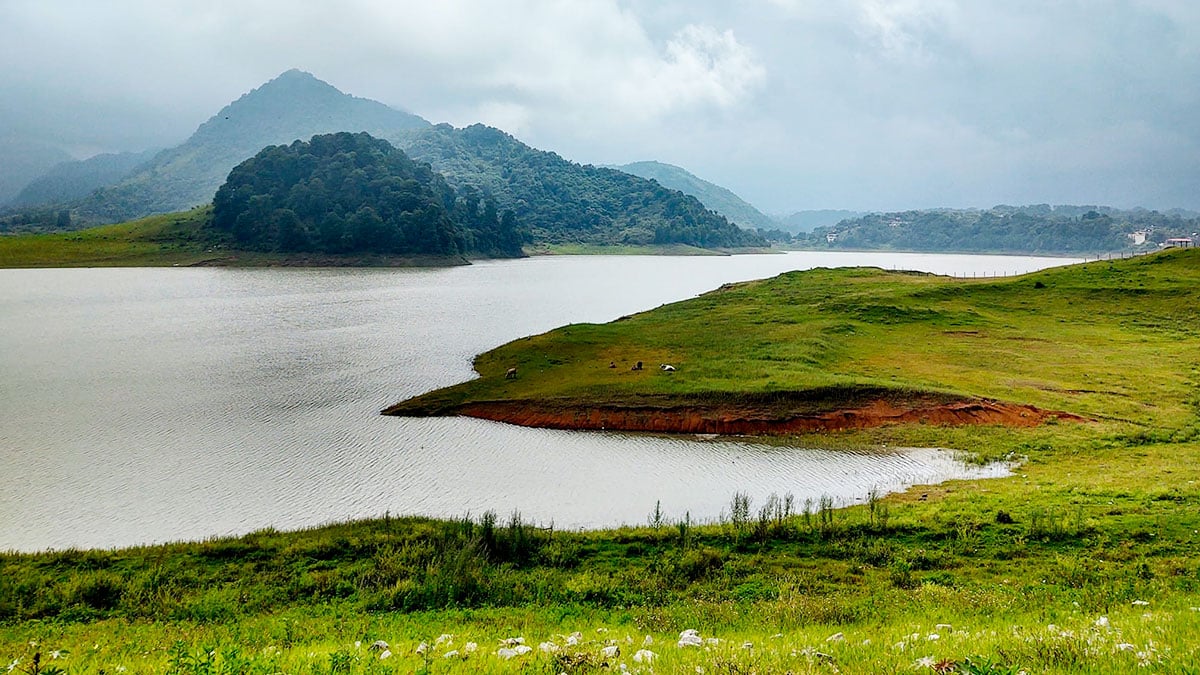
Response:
[1164,237,1194,248]
[826,231,839,243]
[1127,230,1148,246]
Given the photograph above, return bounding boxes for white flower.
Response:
[643,635,654,646]
[435,633,453,645]
[935,624,953,631]
[1095,616,1111,629]
[600,645,620,658]
[497,648,518,660]
[539,642,560,653]
[913,655,936,668]
[353,641,361,649]
[566,632,583,646]
[369,640,389,651]
[826,632,845,642]
[1117,643,1135,651]
[1132,600,1150,606]
[378,649,392,660]
[927,633,940,641]
[49,651,63,660]
[741,641,753,649]
[463,642,478,653]
[415,642,428,654]
[705,637,721,646]
[513,645,532,656]
[633,649,656,663]
[500,637,525,647]
[443,650,459,659]
[7,659,19,673]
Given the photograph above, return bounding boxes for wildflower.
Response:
[379,649,392,660]
[771,633,783,640]
[1132,600,1150,606]
[443,650,459,659]
[1117,643,1135,651]
[601,645,620,659]
[913,655,936,669]
[1095,616,1110,629]
[500,637,525,647]
[435,633,453,645]
[539,642,560,653]
[369,640,389,651]
[566,632,583,646]
[7,658,19,673]
[415,642,428,655]
[927,633,940,641]
[633,649,656,663]
[643,635,654,646]
[935,624,953,631]
[115,668,126,673]
[826,632,845,642]
[678,629,703,648]
[463,642,478,653]
[353,641,361,649]
[49,651,64,660]
[497,648,518,660]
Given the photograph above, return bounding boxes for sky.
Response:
[2,0,1198,213]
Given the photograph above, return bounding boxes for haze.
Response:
[2,0,1198,212]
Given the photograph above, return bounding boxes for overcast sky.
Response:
[2,0,1198,212]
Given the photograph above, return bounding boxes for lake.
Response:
[0,251,1080,551]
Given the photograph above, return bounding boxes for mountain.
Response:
[606,160,775,230]
[777,210,864,233]
[73,70,429,224]
[394,124,764,248]
[802,205,1199,253]
[212,132,521,258]
[0,139,72,204]
[8,149,157,208]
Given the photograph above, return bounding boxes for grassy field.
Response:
[0,209,469,268]
[3,250,1199,673]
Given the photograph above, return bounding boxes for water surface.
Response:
[0,252,1077,551]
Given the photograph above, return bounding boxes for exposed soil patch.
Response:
[393,393,1086,435]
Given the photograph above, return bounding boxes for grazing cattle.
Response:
[505,367,518,380]
[609,361,616,368]
[631,361,643,371]
[660,364,676,372]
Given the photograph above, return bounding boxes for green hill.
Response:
[212,132,521,258]
[395,124,765,249]
[608,160,776,230]
[72,70,429,224]
[804,205,1199,253]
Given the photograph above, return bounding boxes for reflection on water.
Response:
[0,252,1075,551]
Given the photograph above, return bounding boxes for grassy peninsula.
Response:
[4,250,1200,673]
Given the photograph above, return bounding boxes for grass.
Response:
[3,249,1200,673]
[0,208,468,269]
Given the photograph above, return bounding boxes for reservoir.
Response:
[0,251,1080,551]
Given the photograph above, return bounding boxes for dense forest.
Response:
[211,132,522,257]
[396,124,765,248]
[800,205,1199,253]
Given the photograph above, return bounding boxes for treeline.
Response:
[211,132,522,257]
[398,124,765,248]
[800,205,1199,254]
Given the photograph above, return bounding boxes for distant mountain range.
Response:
[1,70,760,249]
[605,161,775,230]
[0,139,73,204]
[70,69,430,223]
[776,209,865,233]
[8,149,158,208]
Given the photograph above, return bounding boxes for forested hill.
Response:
[803,205,1200,254]
[607,160,775,230]
[211,132,521,258]
[394,124,765,249]
[73,70,430,225]
[8,149,157,208]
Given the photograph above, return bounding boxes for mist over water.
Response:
[0,252,1077,551]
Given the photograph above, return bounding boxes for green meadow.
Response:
[3,250,1200,673]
